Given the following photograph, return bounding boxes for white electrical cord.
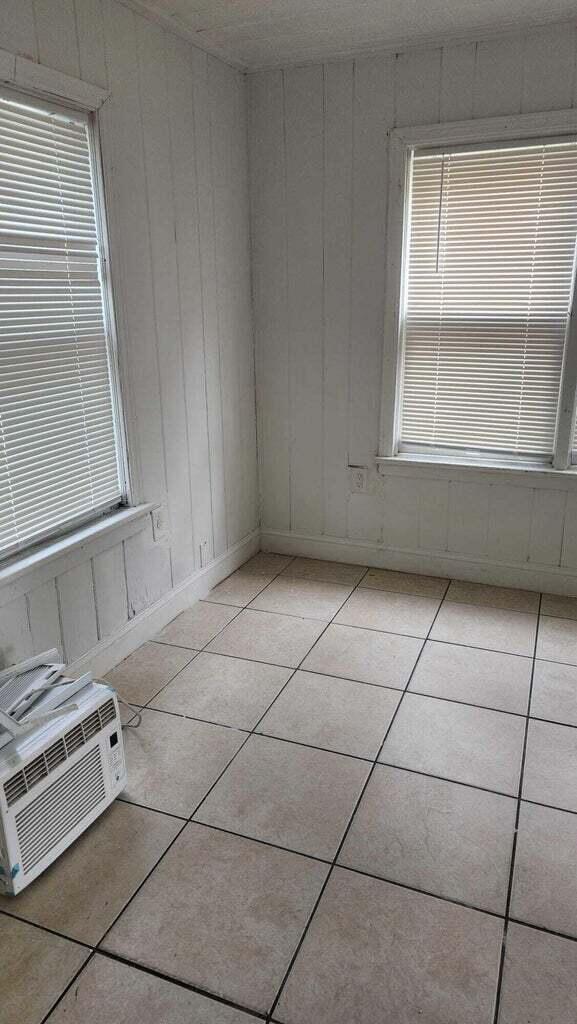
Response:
[117,696,142,729]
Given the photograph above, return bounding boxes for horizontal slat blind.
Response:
[400,140,577,460]
[0,93,122,557]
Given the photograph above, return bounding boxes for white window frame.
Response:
[0,53,132,565]
[378,108,577,478]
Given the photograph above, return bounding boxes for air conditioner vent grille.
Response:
[15,746,106,874]
[3,698,116,808]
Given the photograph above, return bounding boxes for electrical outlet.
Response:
[199,539,209,568]
[151,504,169,543]
[349,467,368,493]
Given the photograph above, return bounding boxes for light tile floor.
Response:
[4,552,577,1024]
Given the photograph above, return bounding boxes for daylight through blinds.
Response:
[0,92,122,557]
[400,140,577,459]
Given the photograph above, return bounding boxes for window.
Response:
[0,88,125,559]
[383,115,577,473]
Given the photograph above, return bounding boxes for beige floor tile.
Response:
[276,868,503,1024]
[0,802,181,944]
[241,552,293,575]
[379,693,525,794]
[122,709,246,817]
[361,568,448,598]
[249,576,353,621]
[46,954,257,1024]
[103,823,328,1014]
[103,642,196,705]
[540,592,577,620]
[207,570,274,607]
[301,623,422,688]
[195,734,369,859]
[445,580,539,613]
[537,616,577,665]
[522,719,577,812]
[431,603,537,656]
[156,602,239,649]
[258,670,401,759]
[531,659,577,726]
[339,765,515,913]
[280,557,367,585]
[511,802,577,938]
[335,588,440,638]
[151,652,291,729]
[1,915,88,1024]
[206,608,325,667]
[497,923,577,1024]
[409,641,532,714]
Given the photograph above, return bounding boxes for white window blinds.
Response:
[400,140,577,461]
[0,91,123,558]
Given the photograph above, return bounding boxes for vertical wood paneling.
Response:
[250,70,291,531]
[27,580,63,657]
[348,55,395,467]
[522,24,576,113]
[0,0,37,59]
[0,598,33,668]
[440,43,476,121]
[529,490,566,565]
[348,493,383,542]
[323,60,354,538]
[165,34,214,564]
[382,477,420,548]
[473,36,524,118]
[395,48,442,126]
[124,521,172,619]
[448,482,490,556]
[561,492,577,568]
[191,47,228,557]
[284,64,324,534]
[210,59,257,546]
[93,544,128,639]
[487,484,532,563]
[57,563,98,662]
[418,478,450,552]
[136,17,195,585]
[101,1,168,515]
[34,0,80,77]
[74,0,107,89]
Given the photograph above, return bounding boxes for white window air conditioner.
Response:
[0,654,126,896]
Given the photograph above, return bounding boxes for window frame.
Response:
[379,108,577,475]
[0,81,130,562]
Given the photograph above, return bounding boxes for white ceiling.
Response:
[128,0,577,70]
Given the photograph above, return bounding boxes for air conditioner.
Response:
[0,679,126,895]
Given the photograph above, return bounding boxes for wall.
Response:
[250,21,577,593]
[0,0,258,669]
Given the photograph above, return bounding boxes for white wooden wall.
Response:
[0,0,258,668]
[250,22,577,585]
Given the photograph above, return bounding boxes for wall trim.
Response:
[68,529,260,678]
[261,529,577,596]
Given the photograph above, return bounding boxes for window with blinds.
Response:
[399,139,577,463]
[0,90,124,559]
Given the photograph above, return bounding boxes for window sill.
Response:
[0,504,154,605]
[375,454,577,490]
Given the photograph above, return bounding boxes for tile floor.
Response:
[4,552,577,1024]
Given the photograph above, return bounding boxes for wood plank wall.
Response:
[250,23,577,578]
[0,0,257,667]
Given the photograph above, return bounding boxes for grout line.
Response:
[265,570,451,1021]
[491,592,543,1024]
[39,951,97,1024]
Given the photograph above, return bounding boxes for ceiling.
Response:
[128,0,577,70]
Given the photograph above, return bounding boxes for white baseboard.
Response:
[69,529,260,678]
[261,529,577,596]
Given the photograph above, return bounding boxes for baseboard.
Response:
[68,529,260,678]
[261,528,577,596]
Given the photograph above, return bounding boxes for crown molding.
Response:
[117,0,247,71]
